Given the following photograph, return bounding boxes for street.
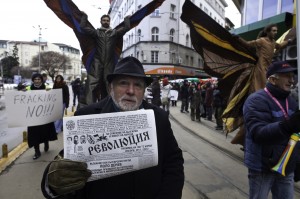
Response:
[1,99,300,199]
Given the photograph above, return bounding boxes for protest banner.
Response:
[5,89,63,127]
[63,109,158,181]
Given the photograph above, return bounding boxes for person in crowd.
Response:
[180,79,190,113]
[200,83,207,118]
[150,77,161,107]
[234,24,294,93]
[204,81,213,121]
[79,12,131,105]
[27,73,57,160]
[161,78,172,114]
[170,82,179,107]
[41,56,184,199]
[42,73,48,83]
[230,24,296,145]
[189,83,202,122]
[213,83,225,130]
[42,73,51,89]
[53,75,70,133]
[243,61,300,199]
[71,77,81,107]
[17,82,26,91]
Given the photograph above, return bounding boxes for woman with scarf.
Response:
[27,73,57,160]
[53,75,69,133]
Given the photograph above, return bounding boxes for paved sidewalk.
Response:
[168,101,243,158]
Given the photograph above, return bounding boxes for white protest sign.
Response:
[5,89,63,127]
[63,109,158,181]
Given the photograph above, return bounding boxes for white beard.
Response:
[110,90,141,111]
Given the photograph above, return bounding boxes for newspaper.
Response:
[63,109,158,181]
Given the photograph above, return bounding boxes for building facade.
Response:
[0,40,82,81]
[237,0,294,26]
[231,0,295,62]
[109,0,228,78]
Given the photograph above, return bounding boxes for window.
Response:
[137,51,139,60]
[190,57,194,66]
[170,29,175,42]
[170,4,176,19]
[151,51,159,63]
[185,34,190,46]
[245,0,259,24]
[151,27,159,41]
[137,29,142,42]
[200,3,202,9]
[263,0,278,19]
[185,55,189,65]
[152,9,160,17]
[204,7,208,14]
[281,0,293,13]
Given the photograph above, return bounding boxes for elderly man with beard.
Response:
[41,57,184,199]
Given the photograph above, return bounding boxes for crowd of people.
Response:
[147,77,226,130]
[15,0,298,197]
[18,58,300,199]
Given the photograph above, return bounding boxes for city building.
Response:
[109,0,228,79]
[231,0,296,62]
[0,40,82,82]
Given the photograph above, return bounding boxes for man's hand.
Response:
[48,159,92,195]
[279,110,300,135]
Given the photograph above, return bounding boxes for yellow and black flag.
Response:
[181,0,258,136]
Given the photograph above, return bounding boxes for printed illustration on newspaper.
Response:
[63,109,158,181]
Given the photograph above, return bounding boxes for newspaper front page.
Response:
[63,109,158,181]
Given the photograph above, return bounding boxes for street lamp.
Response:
[33,25,47,72]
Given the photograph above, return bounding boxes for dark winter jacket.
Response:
[80,14,130,77]
[71,78,81,94]
[180,84,189,99]
[27,83,57,147]
[243,83,300,174]
[53,82,70,108]
[42,97,184,199]
[151,81,162,107]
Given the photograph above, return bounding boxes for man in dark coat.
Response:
[41,57,184,199]
[243,61,300,198]
[79,13,131,105]
[150,77,162,107]
[180,80,189,113]
[71,77,81,107]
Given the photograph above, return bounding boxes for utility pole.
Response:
[33,25,47,73]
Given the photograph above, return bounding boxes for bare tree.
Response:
[31,51,71,81]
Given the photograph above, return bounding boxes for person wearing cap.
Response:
[41,57,184,199]
[243,61,300,199]
[26,73,57,160]
[230,24,296,146]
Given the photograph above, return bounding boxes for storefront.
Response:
[143,64,209,78]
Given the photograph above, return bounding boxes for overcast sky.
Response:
[0,0,240,50]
